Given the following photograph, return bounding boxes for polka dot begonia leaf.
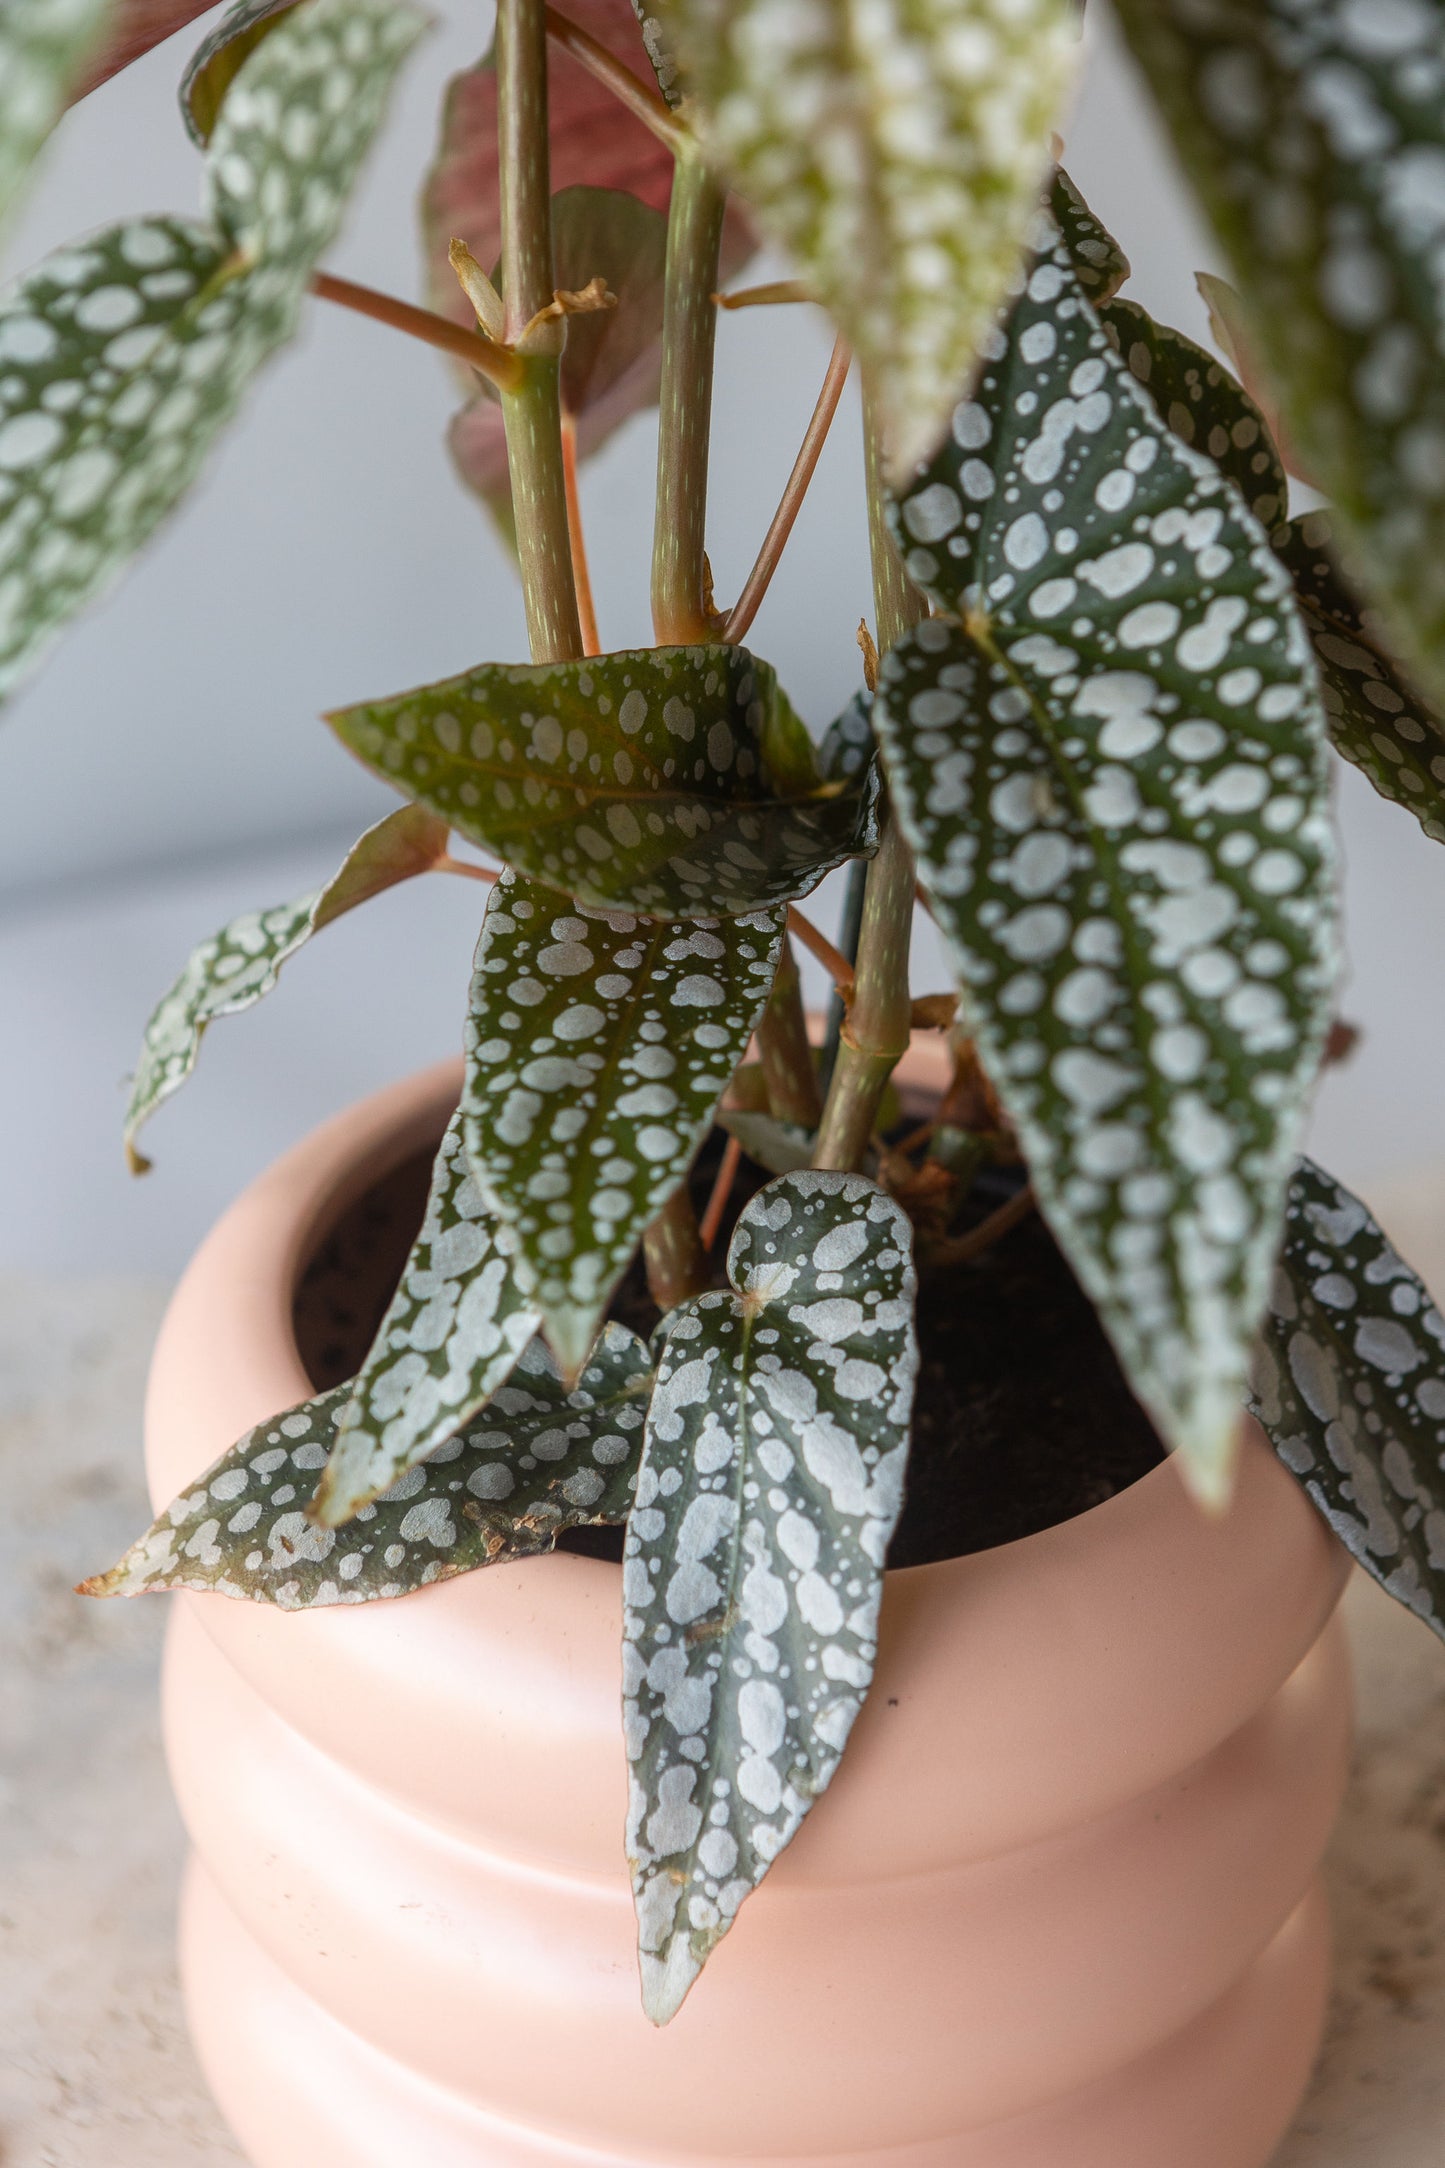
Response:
[1112,0,1445,705]
[123,806,448,1172]
[877,228,1337,1502]
[0,0,110,229]
[309,1112,543,1528]
[81,1324,653,1607]
[1050,167,1129,308]
[816,688,875,786]
[1250,1157,1445,1647]
[1275,509,1445,845]
[179,0,299,146]
[652,0,1077,478]
[1100,297,1289,535]
[623,1169,917,2025]
[629,0,683,106]
[0,0,423,705]
[462,871,785,1382]
[328,643,876,919]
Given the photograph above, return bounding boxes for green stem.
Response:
[498,0,553,341]
[497,0,582,666]
[503,364,583,664]
[755,937,822,1130]
[652,147,726,644]
[813,387,926,1172]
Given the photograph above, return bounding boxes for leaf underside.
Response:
[179,0,300,144]
[624,1170,917,2023]
[1113,0,1445,703]
[123,806,448,1171]
[310,1113,543,1527]
[463,871,784,1377]
[328,644,876,918]
[657,0,1077,477]
[0,0,422,706]
[83,1326,652,1606]
[71,0,217,98]
[1251,1158,1445,1646]
[878,225,1336,1495]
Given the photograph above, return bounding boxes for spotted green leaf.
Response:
[1277,510,1445,845]
[0,0,422,705]
[179,0,298,144]
[1051,167,1129,306]
[816,688,875,785]
[0,0,110,226]
[309,1113,543,1528]
[655,0,1076,478]
[1101,297,1288,533]
[328,644,876,919]
[629,0,681,105]
[1250,1158,1445,1644]
[462,871,784,1380]
[82,1327,652,1607]
[1113,0,1445,702]
[624,1170,917,2024]
[879,233,1336,1500]
[124,807,448,1174]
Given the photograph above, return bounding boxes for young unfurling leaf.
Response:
[624,1170,917,2023]
[879,232,1335,1502]
[83,1327,652,1605]
[124,807,449,1172]
[462,872,784,1379]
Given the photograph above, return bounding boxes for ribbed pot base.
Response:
[181,1860,1328,2168]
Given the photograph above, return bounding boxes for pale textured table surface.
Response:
[3,1271,1445,2167]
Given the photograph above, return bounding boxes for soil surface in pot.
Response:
[293,1126,1165,1571]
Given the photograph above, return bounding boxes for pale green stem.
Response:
[503,364,584,664]
[497,0,582,666]
[652,147,726,644]
[812,389,926,1171]
[755,936,823,1131]
[636,141,727,1300]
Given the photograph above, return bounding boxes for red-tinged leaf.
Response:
[422,1,674,324]
[71,0,215,97]
[448,182,669,527]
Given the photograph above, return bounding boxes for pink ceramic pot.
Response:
[146,1060,1354,2168]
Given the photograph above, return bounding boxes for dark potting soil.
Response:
[292,1125,1165,1572]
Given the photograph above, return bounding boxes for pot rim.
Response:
[246,1049,1195,1587]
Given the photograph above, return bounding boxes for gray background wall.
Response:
[1,0,1443,1273]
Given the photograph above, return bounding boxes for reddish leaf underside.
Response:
[71,0,216,98]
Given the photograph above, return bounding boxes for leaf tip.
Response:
[124,1138,152,1177]
[639,1936,701,2027]
[1172,1412,1243,1518]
